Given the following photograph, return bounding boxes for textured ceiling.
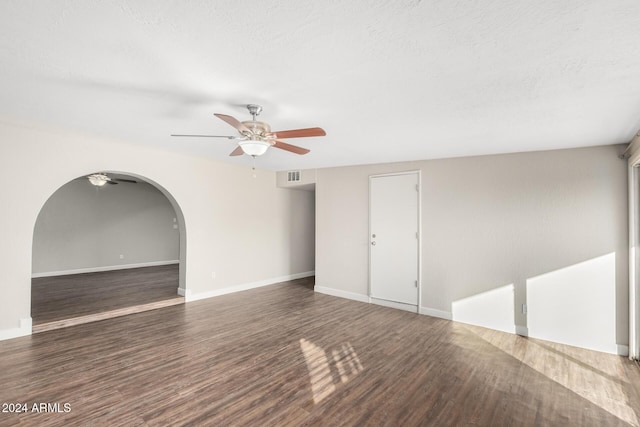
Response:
[1,0,640,171]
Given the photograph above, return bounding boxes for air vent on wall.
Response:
[287,170,301,183]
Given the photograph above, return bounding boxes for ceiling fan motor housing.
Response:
[241,120,272,140]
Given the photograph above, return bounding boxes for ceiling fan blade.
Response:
[229,146,244,156]
[270,127,326,139]
[171,134,237,139]
[273,140,310,155]
[214,113,252,134]
[114,178,137,184]
[106,180,118,185]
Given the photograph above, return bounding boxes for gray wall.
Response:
[32,178,179,275]
[315,145,628,354]
[285,189,316,275]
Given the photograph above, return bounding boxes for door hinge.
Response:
[415,184,419,191]
[415,280,418,287]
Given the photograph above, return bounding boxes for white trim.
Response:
[367,169,422,178]
[177,287,190,298]
[627,132,640,166]
[629,164,639,360]
[618,345,630,357]
[0,317,32,341]
[515,325,529,336]
[368,177,372,298]
[419,306,452,320]
[417,170,422,311]
[371,297,417,313]
[186,271,315,303]
[314,286,370,304]
[31,260,180,278]
[628,135,640,360]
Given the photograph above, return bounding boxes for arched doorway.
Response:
[31,171,187,332]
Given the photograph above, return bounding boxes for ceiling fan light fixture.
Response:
[239,139,270,156]
[173,104,325,157]
[87,173,109,186]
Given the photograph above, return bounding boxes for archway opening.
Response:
[31,171,187,332]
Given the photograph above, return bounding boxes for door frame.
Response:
[626,134,640,360]
[629,164,640,359]
[368,170,422,311]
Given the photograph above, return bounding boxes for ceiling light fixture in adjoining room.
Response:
[87,173,110,186]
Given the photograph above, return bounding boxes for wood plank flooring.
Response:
[2,277,640,426]
[31,264,182,330]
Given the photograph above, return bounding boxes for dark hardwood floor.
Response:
[3,277,640,426]
[31,264,182,331]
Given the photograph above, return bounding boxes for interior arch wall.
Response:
[0,118,316,339]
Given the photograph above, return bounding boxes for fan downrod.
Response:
[247,104,262,120]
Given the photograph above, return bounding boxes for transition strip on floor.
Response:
[33,296,185,333]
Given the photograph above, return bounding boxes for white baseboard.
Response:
[186,271,315,303]
[0,317,32,341]
[314,286,370,304]
[32,260,180,278]
[419,306,453,320]
[371,298,417,313]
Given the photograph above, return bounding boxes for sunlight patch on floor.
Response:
[300,338,363,404]
[464,325,639,427]
[333,342,364,383]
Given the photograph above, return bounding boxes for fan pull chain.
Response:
[251,155,257,178]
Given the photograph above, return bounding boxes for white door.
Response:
[369,172,419,307]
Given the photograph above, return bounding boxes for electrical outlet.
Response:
[119,254,124,259]
[211,272,216,280]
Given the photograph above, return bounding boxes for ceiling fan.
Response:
[171,104,326,157]
[84,173,138,187]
